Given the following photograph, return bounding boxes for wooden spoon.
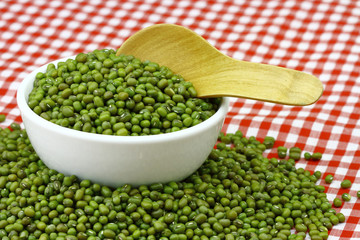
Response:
[116,24,323,106]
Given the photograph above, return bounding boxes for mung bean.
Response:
[324,174,333,184]
[333,198,342,207]
[341,179,352,189]
[342,193,351,202]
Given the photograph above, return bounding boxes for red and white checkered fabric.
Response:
[1,0,359,239]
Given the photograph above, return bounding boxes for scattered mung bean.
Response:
[342,193,351,202]
[325,174,333,184]
[304,152,312,160]
[277,146,287,158]
[0,114,6,122]
[333,198,342,207]
[289,147,301,160]
[341,179,352,189]
[0,123,348,240]
[311,152,322,161]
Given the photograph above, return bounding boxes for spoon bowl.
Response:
[117,24,323,106]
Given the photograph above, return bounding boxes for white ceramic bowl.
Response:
[17,56,229,187]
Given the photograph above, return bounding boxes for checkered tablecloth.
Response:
[1,0,360,239]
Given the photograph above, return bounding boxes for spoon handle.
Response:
[191,56,323,105]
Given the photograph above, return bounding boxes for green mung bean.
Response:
[277,146,287,159]
[263,136,275,149]
[304,152,311,160]
[333,198,342,207]
[311,152,322,160]
[289,147,301,160]
[341,193,351,202]
[341,179,352,189]
[324,174,333,184]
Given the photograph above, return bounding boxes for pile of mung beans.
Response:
[27,49,220,136]
[0,121,348,240]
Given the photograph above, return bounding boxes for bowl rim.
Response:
[17,56,230,144]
